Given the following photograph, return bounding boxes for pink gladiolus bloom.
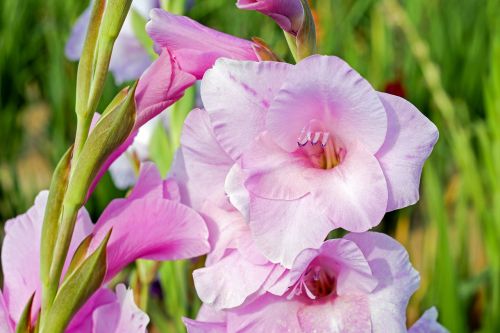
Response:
[176,56,438,267]
[146,9,259,79]
[185,232,426,332]
[236,0,304,35]
[0,163,209,330]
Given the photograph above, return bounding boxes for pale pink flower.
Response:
[0,163,209,330]
[176,56,438,267]
[236,0,304,35]
[185,232,424,332]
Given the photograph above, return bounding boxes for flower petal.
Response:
[266,55,387,154]
[344,232,420,333]
[174,108,234,211]
[147,10,258,79]
[297,294,371,333]
[0,292,14,333]
[92,285,149,333]
[375,92,439,211]
[248,194,332,268]
[202,59,292,160]
[90,195,209,281]
[409,307,448,333]
[193,250,275,309]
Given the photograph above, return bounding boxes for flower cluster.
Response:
[0,1,449,332]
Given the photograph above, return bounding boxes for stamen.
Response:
[312,132,321,145]
[297,127,308,147]
[321,132,329,147]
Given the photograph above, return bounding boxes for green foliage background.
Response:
[1,0,499,332]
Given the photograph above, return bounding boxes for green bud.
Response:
[67,83,136,207]
[285,0,317,62]
[40,231,111,333]
[40,146,73,319]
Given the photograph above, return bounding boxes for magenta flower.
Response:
[176,56,438,267]
[0,163,209,330]
[146,9,259,79]
[185,232,422,332]
[65,0,159,84]
[236,0,304,35]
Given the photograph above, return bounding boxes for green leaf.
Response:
[15,293,35,333]
[40,231,111,333]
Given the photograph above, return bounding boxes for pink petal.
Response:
[409,307,448,333]
[375,92,439,211]
[237,0,304,35]
[193,250,275,309]
[175,108,234,211]
[266,55,387,154]
[1,191,93,323]
[202,59,292,160]
[67,289,116,333]
[90,195,209,281]
[345,232,420,333]
[0,292,14,333]
[244,137,388,266]
[297,294,372,333]
[248,194,332,268]
[200,202,247,266]
[134,48,196,131]
[92,285,149,333]
[224,162,250,220]
[183,317,226,333]
[227,294,303,332]
[147,9,258,79]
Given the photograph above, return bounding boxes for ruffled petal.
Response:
[344,232,420,333]
[202,59,292,159]
[375,92,439,211]
[175,108,234,210]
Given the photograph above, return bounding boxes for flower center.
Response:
[303,265,336,299]
[297,125,344,170]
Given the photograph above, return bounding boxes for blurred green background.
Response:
[1,0,499,332]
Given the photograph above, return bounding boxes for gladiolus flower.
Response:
[175,56,438,267]
[0,163,209,330]
[184,232,424,332]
